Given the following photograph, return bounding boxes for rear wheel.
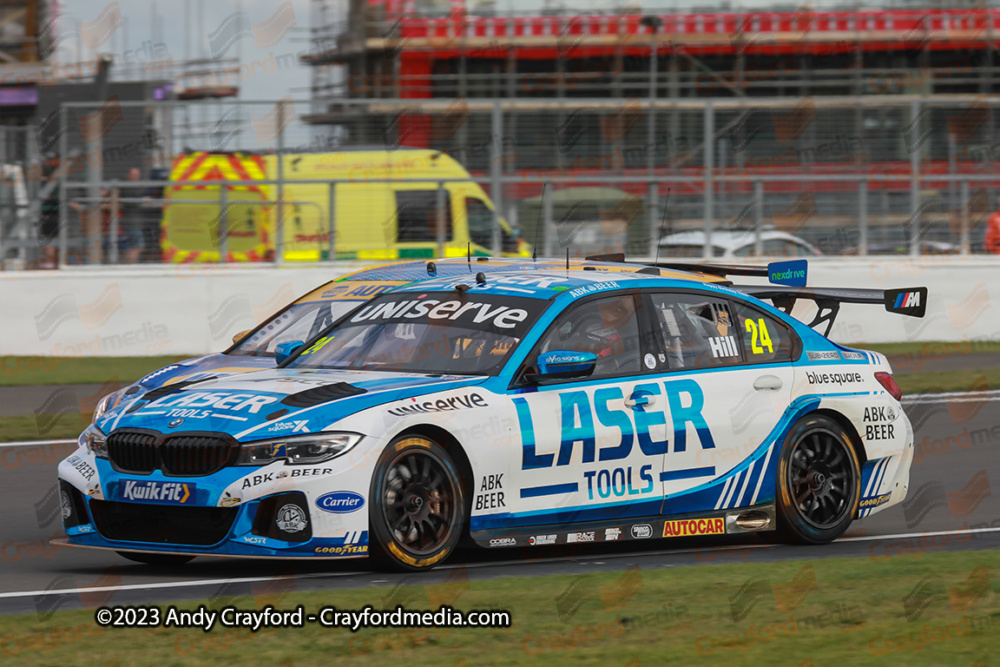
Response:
[776,414,860,544]
[116,551,195,567]
[368,435,465,571]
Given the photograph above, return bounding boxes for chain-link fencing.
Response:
[1,95,998,268]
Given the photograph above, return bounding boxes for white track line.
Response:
[0,439,75,448]
[2,526,999,603]
[0,571,350,601]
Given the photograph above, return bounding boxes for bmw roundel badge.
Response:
[168,418,184,428]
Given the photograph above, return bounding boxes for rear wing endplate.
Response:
[734,285,928,337]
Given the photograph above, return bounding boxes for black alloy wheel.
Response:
[369,436,465,571]
[776,414,860,544]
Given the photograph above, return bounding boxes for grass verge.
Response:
[1,550,998,666]
[895,370,998,395]
[0,414,89,442]
[0,356,188,387]
[856,340,1000,357]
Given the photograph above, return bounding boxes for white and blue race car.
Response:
[57,264,927,570]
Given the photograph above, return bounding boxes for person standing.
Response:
[37,153,62,268]
[986,196,1000,254]
[113,167,146,263]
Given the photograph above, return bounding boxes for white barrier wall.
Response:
[1,258,998,358]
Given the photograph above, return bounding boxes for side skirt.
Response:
[470,504,777,549]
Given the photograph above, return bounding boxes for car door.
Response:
[507,292,666,526]
[642,290,795,515]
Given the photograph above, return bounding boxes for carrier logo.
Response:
[630,524,653,539]
[662,517,725,538]
[315,491,365,514]
[120,480,194,505]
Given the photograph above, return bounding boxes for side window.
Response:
[466,198,494,248]
[532,295,642,379]
[395,190,453,242]
[732,302,794,363]
[649,293,740,369]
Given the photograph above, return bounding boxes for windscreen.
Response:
[229,300,364,357]
[288,292,547,375]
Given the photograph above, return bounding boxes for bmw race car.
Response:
[94,257,705,421]
[56,263,927,570]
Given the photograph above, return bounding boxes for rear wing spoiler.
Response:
[733,285,929,336]
[584,254,770,279]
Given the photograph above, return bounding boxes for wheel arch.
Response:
[394,424,475,507]
[811,408,868,470]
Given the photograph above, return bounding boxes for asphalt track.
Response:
[0,392,997,619]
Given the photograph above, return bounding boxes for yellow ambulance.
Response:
[161,149,528,263]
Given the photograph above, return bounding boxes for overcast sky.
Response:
[50,0,318,101]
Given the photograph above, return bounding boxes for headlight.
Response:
[80,424,108,458]
[93,389,123,422]
[235,432,363,466]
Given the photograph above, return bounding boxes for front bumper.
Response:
[56,447,371,560]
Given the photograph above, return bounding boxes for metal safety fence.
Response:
[1,95,998,269]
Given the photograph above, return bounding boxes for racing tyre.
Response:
[116,551,195,567]
[775,414,860,544]
[369,436,465,571]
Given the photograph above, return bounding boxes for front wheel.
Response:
[776,414,860,544]
[368,436,465,571]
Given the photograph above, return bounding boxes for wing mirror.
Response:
[232,329,252,344]
[274,340,304,366]
[527,350,597,383]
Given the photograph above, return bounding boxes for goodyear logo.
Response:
[860,493,892,509]
[662,517,725,538]
[121,480,194,505]
[315,545,368,555]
